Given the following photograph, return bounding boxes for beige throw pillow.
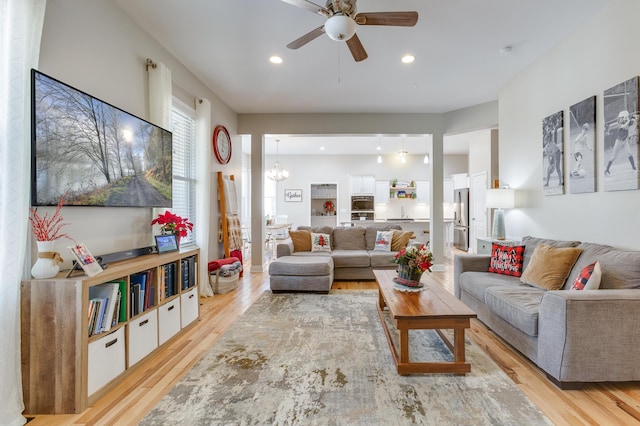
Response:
[289,230,311,252]
[520,243,582,290]
[391,231,414,251]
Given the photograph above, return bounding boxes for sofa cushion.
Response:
[520,243,582,290]
[332,227,366,250]
[311,233,331,252]
[459,271,520,302]
[488,243,525,277]
[484,285,546,337]
[297,225,334,235]
[331,250,370,268]
[391,231,414,251]
[569,242,640,290]
[570,261,601,290]
[369,250,398,268]
[521,236,581,271]
[269,256,333,276]
[289,230,311,252]
[374,230,394,252]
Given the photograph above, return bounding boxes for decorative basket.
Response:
[396,264,423,287]
[210,271,240,294]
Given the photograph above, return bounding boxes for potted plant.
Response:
[390,243,433,287]
[28,195,72,278]
[151,211,193,246]
[391,178,398,187]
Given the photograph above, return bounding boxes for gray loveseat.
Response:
[276,224,404,280]
[454,236,640,388]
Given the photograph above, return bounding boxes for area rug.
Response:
[141,291,552,425]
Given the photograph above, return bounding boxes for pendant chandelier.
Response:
[267,139,289,181]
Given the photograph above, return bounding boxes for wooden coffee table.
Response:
[373,269,477,375]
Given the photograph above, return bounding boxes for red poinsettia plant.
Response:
[151,211,193,237]
[391,243,433,274]
[28,194,73,241]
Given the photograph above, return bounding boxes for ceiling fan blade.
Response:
[287,25,326,49]
[346,33,368,62]
[279,0,330,17]
[354,11,419,26]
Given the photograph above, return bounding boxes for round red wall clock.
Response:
[212,125,232,164]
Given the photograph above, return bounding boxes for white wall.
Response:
[499,0,640,249]
[37,0,238,266]
[265,153,431,227]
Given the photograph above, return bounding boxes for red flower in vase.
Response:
[151,211,193,238]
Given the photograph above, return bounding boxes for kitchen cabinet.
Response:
[452,173,469,189]
[374,181,389,203]
[350,175,375,195]
[416,180,430,204]
[444,179,454,204]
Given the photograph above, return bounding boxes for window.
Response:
[171,100,196,245]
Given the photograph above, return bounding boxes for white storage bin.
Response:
[87,327,125,395]
[158,299,181,345]
[181,287,199,328]
[127,309,158,367]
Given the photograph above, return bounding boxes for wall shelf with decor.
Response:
[21,247,199,415]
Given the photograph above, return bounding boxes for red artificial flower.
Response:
[151,211,193,238]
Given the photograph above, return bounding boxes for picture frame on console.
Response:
[68,243,103,277]
[542,110,565,196]
[602,76,640,192]
[569,96,596,194]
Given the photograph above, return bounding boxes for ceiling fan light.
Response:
[324,15,356,42]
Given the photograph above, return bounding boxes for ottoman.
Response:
[269,256,334,293]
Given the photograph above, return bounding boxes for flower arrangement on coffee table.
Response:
[390,243,433,287]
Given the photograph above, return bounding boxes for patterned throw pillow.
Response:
[571,261,602,290]
[374,230,394,252]
[488,243,526,277]
[311,232,331,252]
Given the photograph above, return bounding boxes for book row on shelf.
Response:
[86,256,198,338]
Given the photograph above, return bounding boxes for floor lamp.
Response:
[486,188,515,240]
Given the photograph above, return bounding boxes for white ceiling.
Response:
[113,0,609,155]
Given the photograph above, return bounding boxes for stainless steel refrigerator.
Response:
[453,188,469,251]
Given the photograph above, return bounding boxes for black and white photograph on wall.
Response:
[542,110,564,196]
[569,96,596,194]
[603,76,640,191]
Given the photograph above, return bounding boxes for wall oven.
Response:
[351,196,374,212]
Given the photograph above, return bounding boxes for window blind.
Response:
[171,104,196,245]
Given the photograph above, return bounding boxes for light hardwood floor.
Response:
[26,256,640,425]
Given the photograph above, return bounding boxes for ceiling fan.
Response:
[281,0,418,62]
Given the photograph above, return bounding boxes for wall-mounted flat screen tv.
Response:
[31,69,172,207]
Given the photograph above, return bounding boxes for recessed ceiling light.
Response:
[269,56,283,64]
[320,146,325,151]
[401,55,415,64]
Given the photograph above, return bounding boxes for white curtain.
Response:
[147,60,172,128]
[0,1,47,425]
[147,60,172,234]
[195,99,212,297]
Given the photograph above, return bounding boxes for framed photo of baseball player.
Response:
[569,96,596,194]
[603,76,640,192]
[542,110,564,196]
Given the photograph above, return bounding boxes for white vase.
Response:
[31,240,61,279]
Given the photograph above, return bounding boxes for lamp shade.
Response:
[485,188,515,209]
[324,15,357,41]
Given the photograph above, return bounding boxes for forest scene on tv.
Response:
[32,70,172,207]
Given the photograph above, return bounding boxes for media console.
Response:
[21,247,200,414]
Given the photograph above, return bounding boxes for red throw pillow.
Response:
[571,261,602,290]
[488,243,525,277]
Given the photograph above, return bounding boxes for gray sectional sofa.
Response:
[275,224,403,281]
[454,236,640,388]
